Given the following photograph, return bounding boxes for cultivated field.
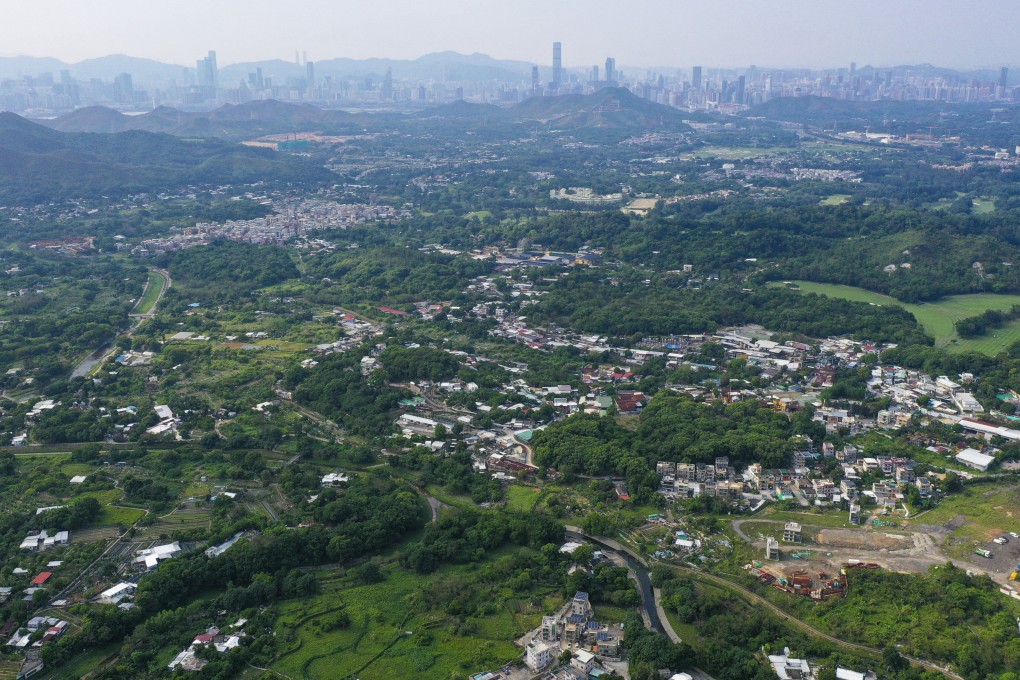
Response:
[270,565,537,680]
[775,280,1020,353]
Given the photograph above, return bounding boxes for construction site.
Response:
[745,562,849,600]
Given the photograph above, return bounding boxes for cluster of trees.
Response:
[34,497,101,530]
[379,344,461,382]
[804,564,1020,678]
[532,269,929,345]
[955,305,1020,337]
[652,567,940,680]
[532,393,811,499]
[399,509,564,573]
[564,562,641,607]
[134,478,425,612]
[0,113,331,205]
[288,350,406,438]
[388,448,505,504]
[303,246,493,307]
[163,241,299,299]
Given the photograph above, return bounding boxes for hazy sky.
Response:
[2,0,1018,69]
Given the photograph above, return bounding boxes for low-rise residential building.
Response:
[525,639,552,671]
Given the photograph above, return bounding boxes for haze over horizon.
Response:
[1,0,1018,70]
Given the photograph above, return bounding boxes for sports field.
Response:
[774,280,1020,353]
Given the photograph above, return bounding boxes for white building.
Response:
[321,472,350,487]
[769,648,815,680]
[956,448,995,471]
[571,649,596,674]
[135,542,181,570]
[98,582,137,605]
[952,392,983,414]
[525,640,552,671]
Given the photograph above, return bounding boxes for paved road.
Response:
[568,526,960,680]
[563,529,672,639]
[70,267,171,379]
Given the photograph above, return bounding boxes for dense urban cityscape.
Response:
[1,44,1016,117]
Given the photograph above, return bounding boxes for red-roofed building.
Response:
[31,572,52,586]
[614,391,646,414]
[377,306,409,317]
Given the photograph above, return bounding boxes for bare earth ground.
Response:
[733,518,1012,578]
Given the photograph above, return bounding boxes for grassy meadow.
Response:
[774,280,1020,353]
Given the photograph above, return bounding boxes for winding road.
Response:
[566,526,963,680]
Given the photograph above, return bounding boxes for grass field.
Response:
[59,462,95,476]
[819,194,851,205]
[774,280,1020,353]
[506,485,543,511]
[972,197,997,214]
[911,483,1020,557]
[131,270,166,315]
[97,505,146,527]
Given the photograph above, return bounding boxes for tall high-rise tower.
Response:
[306,62,315,91]
[531,66,539,95]
[382,67,393,100]
[605,57,616,83]
[552,42,562,86]
[196,50,218,90]
[692,66,702,90]
[735,75,746,104]
[1000,67,1009,89]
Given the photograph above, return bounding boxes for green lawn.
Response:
[97,505,146,527]
[60,462,95,476]
[506,485,543,511]
[774,280,1020,353]
[972,197,997,214]
[131,270,166,315]
[819,194,851,206]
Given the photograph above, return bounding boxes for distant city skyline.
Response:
[1,0,1019,69]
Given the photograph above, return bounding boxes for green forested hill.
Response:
[0,112,331,203]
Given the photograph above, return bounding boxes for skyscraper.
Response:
[306,62,315,91]
[1000,67,1009,89]
[735,75,746,105]
[605,57,616,83]
[591,65,599,83]
[552,42,562,86]
[531,66,539,95]
[382,67,393,101]
[692,66,702,90]
[196,50,218,90]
